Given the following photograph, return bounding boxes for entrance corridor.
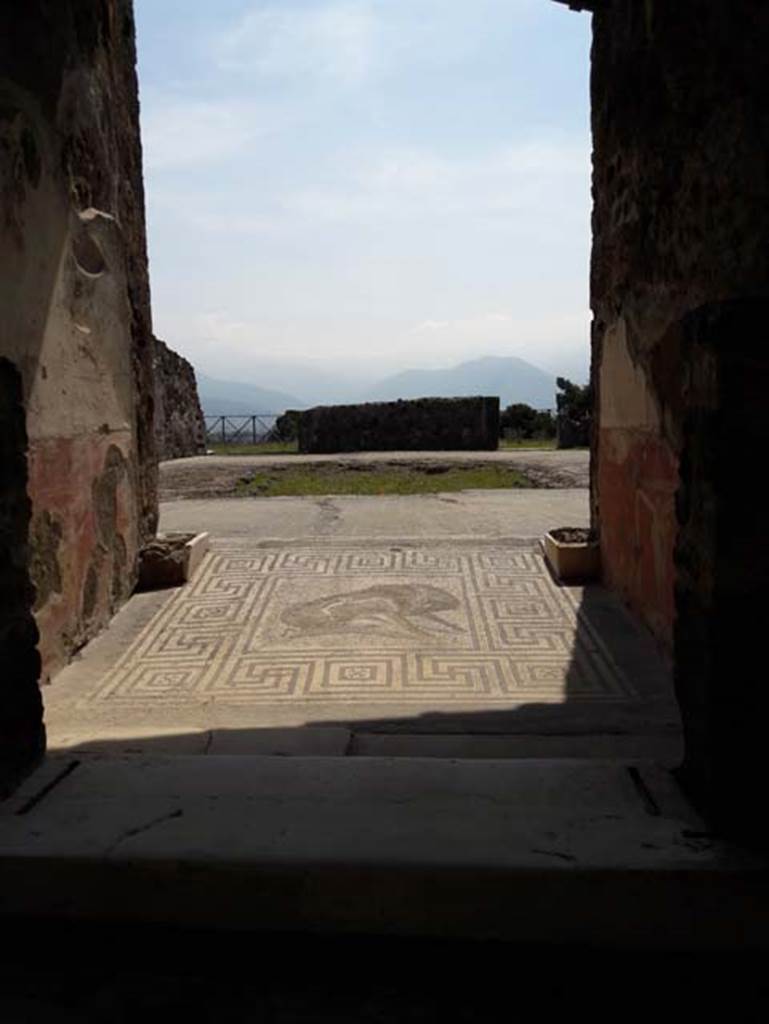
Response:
[4,488,762,949]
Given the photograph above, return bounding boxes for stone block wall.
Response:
[299,397,500,454]
[589,0,769,832]
[154,337,206,460]
[591,0,769,648]
[0,1,157,685]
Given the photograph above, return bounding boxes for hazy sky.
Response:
[134,0,591,384]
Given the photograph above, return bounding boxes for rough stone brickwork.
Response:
[589,1,769,833]
[0,1,157,683]
[154,337,206,460]
[0,361,45,784]
[591,0,769,646]
[299,397,500,454]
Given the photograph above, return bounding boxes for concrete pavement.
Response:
[2,753,765,948]
[159,488,590,539]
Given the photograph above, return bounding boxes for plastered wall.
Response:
[0,1,157,682]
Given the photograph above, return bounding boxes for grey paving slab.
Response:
[159,489,590,539]
[350,732,684,763]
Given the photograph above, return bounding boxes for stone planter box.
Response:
[138,532,210,591]
[543,528,600,583]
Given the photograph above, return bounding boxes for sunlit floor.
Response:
[44,492,680,760]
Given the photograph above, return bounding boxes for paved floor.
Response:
[3,753,763,950]
[45,489,679,758]
[160,488,590,539]
[17,485,722,956]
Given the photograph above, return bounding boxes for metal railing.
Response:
[205,414,280,445]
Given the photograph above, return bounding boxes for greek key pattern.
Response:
[92,540,634,706]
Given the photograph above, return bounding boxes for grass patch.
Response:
[209,441,299,456]
[499,438,557,450]
[236,463,531,497]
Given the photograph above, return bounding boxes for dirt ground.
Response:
[159,449,590,501]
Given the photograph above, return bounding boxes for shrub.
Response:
[499,403,556,440]
[270,408,301,442]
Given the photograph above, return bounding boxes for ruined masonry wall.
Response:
[590,0,769,830]
[0,1,157,682]
[299,397,500,454]
[590,0,769,650]
[154,337,207,460]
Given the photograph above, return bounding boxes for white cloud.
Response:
[141,96,274,171]
[413,319,451,332]
[150,134,589,236]
[410,313,514,337]
[137,0,591,381]
[279,139,590,228]
[399,310,590,365]
[215,2,377,83]
[211,0,543,86]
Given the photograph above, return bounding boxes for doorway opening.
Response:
[27,1,680,769]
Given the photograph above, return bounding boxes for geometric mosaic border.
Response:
[91,539,635,707]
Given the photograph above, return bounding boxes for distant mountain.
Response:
[197,356,562,414]
[197,375,305,417]
[241,362,373,407]
[366,356,557,410]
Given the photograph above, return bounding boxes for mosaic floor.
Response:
[90,540,635,709]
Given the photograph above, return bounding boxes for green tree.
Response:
[555,378,592,448]
[499,403,556,440]
[270,408,301,442]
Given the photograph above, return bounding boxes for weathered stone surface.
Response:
[138,537,189,591]
[299,397,499,454]
[591,0,769,648]
[154,337,206,460]
[0,1,157,681]
[137,531,209,590]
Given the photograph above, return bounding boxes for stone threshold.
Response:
[48,726,682,763]
[1,754,766,949]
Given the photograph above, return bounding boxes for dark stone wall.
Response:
[0,1,158,680]
[591,0,769,648]
[673,300,769,840]
[0,360,44,787]
[154,337,206,460]
[299,397,500,454]
[589,1,769,835]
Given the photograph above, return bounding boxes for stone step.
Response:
[51,725,683,764]
[1,755,766,948]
